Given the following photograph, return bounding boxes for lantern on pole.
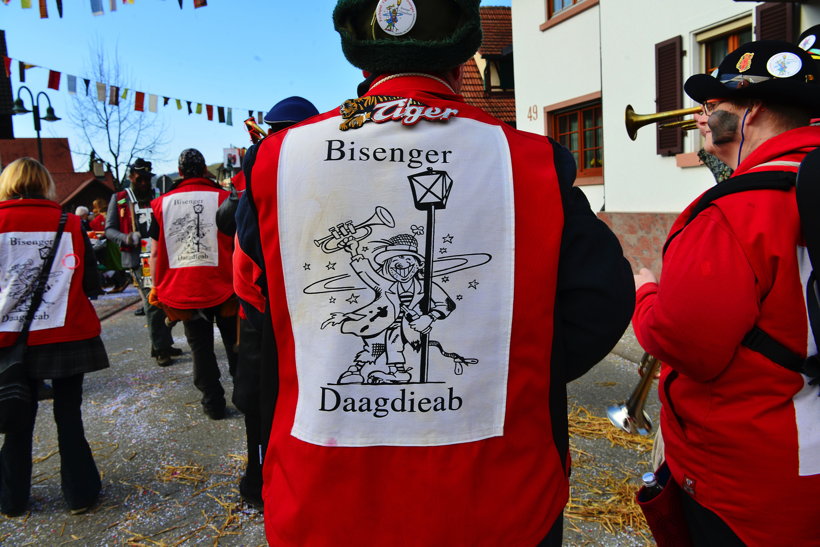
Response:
[406,167,454,382]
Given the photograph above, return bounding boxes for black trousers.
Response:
[679,488,745,546]
[130,267,174,353]
[0,374,101,514]
[182,306,238,409]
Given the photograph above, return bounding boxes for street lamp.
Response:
[407,167,454,383]
[11,85,61,164]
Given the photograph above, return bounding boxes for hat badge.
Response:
[376,0,417,37]
[736,52,754,73]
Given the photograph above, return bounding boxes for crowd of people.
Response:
[1,1,819,545]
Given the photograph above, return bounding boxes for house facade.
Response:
[512,0,820,272]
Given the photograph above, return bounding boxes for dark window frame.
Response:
[552,101,603,178]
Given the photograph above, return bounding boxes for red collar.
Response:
[365,73,463,102]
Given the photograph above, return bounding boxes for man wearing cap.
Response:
[235,1,633,544]
[105,158,180,366]
[149,149,238,420]
[216,96,319,509]
[633,40,820,545]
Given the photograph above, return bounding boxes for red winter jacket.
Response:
[151,178,234,310]
[634,126,820,546]
[0,199,101,347]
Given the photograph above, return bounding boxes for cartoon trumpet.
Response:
[313,206,395,253]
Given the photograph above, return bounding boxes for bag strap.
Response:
[663,171,795,255]
[15,212,68,347]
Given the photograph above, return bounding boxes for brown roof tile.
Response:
[0,138,115,204]
[461,57,516,124]
[478,6,512,57]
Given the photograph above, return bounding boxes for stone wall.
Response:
[598,212,678,276]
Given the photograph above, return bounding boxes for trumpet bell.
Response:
[625,104,703,141]
[607,403,653,436]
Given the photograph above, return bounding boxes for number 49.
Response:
[527,105,539,121]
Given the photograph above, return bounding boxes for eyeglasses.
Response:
[701,99,726,116]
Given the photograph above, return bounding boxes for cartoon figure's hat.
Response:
[372,233,424,265]
[684,40,820,116]
[333,0,482,75]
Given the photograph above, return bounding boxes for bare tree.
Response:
[68,43,168,188]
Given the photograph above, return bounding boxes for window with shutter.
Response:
[655,36,683,156]
[756,3,795,42]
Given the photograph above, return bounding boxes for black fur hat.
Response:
[333,0,482,74]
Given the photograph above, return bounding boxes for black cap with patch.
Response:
[684,40,820,115]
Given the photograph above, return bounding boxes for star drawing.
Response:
[443,234,454,244]
[326,262,337,270]
[442,276,450,283]
[468,280,479,290]
[439,248,448,255]
[456,295,463,301]
[346,294,360,304]
[329,297,336,304]
[303,263,311,271]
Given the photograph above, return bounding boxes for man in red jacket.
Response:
[149,149,237,420]
[633,40,820,545]
[235,1,634,545]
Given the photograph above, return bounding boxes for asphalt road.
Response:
[0,290,659,546]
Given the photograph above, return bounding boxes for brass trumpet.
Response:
[607,352,660,435]
[625,105,702,141]
[314,206,396,253]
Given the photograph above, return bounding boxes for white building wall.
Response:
[512,0,820,214]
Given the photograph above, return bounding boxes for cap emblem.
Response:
[376,0,417,37]
[799,34,817,52]
[736,52,754,73]
[767,52,802,78]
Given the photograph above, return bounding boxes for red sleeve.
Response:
[632,207,759,382]
[233,234,265,314]
[89,214,106,231]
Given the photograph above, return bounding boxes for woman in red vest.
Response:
[0,157,109,517]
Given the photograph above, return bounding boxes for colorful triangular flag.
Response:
[217,106,225,124]
[21,0,32,9]
[38,0,47,18]
[134,91,145,112]
[109,85,119,105]
[67,75,77,95]
[96,82,106,102]
[206,104,213,121]
[194,0,206,7]
[90,0,103,15]
[55,0,62,17]
[148,94,158,113]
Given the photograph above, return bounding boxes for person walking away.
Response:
[633,40,820,546]
[0,157,109,516]
[149,149,238,420]
[235,1,635,544]
[217,96,320,509]
[105,159,181,365]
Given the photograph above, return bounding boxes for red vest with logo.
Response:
[248,75,568,545]
[0,199,101,346]
[151,178,234,309]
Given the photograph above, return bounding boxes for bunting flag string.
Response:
[3,55,260,127]
[0,0,206,16]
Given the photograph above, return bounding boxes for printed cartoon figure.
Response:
[383,5,400,32]
[322,233,455,384]
[167,205,214,257]
[5,258,63,313]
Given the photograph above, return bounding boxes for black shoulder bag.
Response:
[0,212,68,434]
